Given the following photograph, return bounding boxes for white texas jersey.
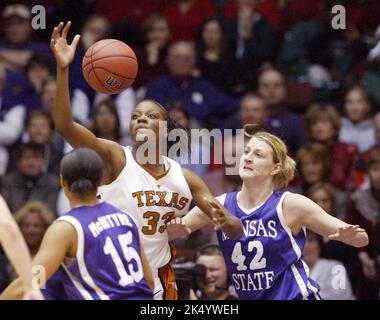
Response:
[98,146,192,273]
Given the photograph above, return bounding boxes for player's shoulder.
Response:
[282,192,314,213]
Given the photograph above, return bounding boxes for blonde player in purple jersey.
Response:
[0,195,43,300]
[168,130,369,299]
[1,148,154,300]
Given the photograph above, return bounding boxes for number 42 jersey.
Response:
[217,191,321,300]
[55,202,153,300]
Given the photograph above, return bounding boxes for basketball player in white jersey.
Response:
[50,21,243,300]
[0,195,43,300]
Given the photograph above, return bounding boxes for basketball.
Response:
[82,39,138,94]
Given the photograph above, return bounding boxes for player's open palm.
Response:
[328,224,366,243]
[166,217,191,241]
[50,21,80,68]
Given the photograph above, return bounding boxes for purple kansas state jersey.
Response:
[52,202,153,300]
[217,191,321,300]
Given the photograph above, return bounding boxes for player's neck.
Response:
[239,180,273,209]
[69,195,100,209]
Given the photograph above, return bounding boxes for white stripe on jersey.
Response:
[276,192,310,299]
[58,216,110,300]
[61,263,93,300]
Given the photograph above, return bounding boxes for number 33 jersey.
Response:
[217,190,321,300]
[98,146,192,273]
[56,202,153,300]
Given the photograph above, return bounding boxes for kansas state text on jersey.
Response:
[45,202,153,300]
[217,191,321,300]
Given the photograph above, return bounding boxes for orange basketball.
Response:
[82,39,138,94]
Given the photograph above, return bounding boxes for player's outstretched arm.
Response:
[182,168,243,239]
[51,21,123,181]
[0,196,43,300]
[283,193,369,248]
[0,221,75,299]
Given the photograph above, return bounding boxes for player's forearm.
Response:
[0,278,25,300]
[183,208,212,233]
[55,67,75,135]
[0,222,34,293]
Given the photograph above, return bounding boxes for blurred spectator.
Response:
[0,69,27,148]
[339,85,375,153]
[0,142,60,214]
[278,1,368,96]
[1,53,54,150]
[346,150,380,299]
[224,0,277,84]
[204,134,244,196]
[145,41,239,129]
[2,200,56,283]
[164,0,216,42]
[258,68,308,155]
[168,102,210,177]
[195,18,240,95]
[7,110,63,176]
[13,201,55,258]
[304,231,355,300]
[40,77,55,112]
[3,53,54,114]
[224,0,284,30]
[133,14,171,90]
[91,99,130,146]
[305,103,359,191]
[0,3,51,70]
[281,0,325,31]
[239,92,268,128]
[307,182,362,294]
[357,112,380,188]
[80,15,111,51]
[93,0,165,26]
[362,46,380,110]
[291,143,348,219]
[192,245,237,300]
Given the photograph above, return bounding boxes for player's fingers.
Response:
[62,21,71,39]
[49,38,55,50]
[71,34,81,50]
[328,233,338,239]
[51,26,60,41]
[56,22,64,35]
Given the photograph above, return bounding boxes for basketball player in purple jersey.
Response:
[0,195,43,300]
[168,131,369,300]
[1,148,154,300]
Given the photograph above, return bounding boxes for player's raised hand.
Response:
[50,21,80,69]
[166,217,191,241]
[328,224,366,243]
